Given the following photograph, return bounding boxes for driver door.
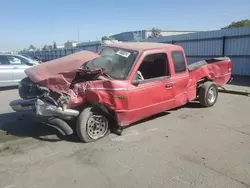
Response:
[127,51,174,124]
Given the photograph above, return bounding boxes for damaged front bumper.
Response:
[10,98,79,120]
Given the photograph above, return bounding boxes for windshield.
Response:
[82,47,138,80]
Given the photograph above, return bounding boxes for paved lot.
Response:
[0,88,250,188]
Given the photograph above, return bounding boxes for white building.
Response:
[56,45,64,49]
[64,41,78,49]
[111,30,200,42]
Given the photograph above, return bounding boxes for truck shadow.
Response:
[133,111,171,125]
[0,112,79,143]
[0,102,202,144]
[1,111,172,143]
[169,101,203,111]
[184,101,203,109]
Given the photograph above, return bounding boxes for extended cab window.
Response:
[135,53,169,81]
[172,51,186,73]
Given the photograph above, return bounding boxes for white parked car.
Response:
[0,54,39,87]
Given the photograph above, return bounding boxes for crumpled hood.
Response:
[25,50,100,84]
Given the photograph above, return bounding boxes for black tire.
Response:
[46,117,74,136]
[76,107,110,143]
[199,81,218,107]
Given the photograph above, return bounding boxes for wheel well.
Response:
[197,77,213,86]
[196,77,213,95]
[81,101,117,123]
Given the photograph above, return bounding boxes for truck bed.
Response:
[188,57,230,71]
[188,57,232,86]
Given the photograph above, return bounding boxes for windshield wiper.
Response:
[82,64,90,70]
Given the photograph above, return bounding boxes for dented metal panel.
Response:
[25,51,99,83]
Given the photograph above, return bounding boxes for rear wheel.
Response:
[199,81,218,107]
[76,107,110,143]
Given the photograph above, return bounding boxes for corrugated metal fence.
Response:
[145,26,250,76]
[25,43,102,61]
[25,27,250,76]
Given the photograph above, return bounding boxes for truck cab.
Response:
[115,43,190,125]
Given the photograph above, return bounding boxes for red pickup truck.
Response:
[10,42,232,142]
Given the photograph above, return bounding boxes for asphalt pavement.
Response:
[0,86,250,188]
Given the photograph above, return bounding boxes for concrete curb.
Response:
[218,89,250,96]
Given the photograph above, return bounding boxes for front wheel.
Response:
[76,107,110,143]
[199,81,218,107]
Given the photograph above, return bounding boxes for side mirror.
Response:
[131,79,140,86]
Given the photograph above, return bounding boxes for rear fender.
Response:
[187,77,213,101]
[196,77,213,97]
[197,77,213,87]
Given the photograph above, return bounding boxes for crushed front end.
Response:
[10,50,101,119]
[8,50,129,141]
[10,77,80,120]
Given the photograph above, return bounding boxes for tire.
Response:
[76,107,110,143]
[46,117,74,136]
[199,81,218,107]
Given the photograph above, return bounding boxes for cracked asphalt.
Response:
[0,87,250,188]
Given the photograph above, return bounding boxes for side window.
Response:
[172,51,186,73]
[0,56,9,65]
[135,53,169,81]
[14,56,30,65]
[6,56,28,65]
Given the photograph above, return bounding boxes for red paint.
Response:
[26,42,232,126]
[25,51,100,83]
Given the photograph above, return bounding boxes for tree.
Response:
[150,27,162,38]
[223,19,250,29]
[29,45,36,50]
[47,45,53,50]
[42,45,48,50]
[21,48,27,52]
[101,36,115,41]
[53,41,57,49]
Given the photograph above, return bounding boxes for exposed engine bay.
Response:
[19,77,71,108]
[18,67,104,109]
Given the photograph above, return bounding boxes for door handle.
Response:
[165,83,173,88]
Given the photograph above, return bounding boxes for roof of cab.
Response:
[105,42,176,51]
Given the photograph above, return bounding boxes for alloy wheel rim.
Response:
[207,87,216,104]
